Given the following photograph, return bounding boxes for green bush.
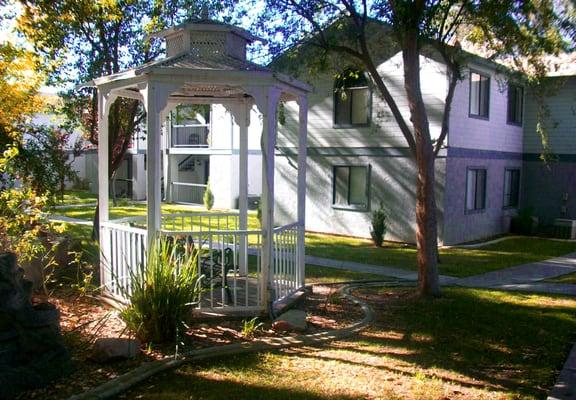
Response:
[203,180,214,210]
[370,203,387,247]
[511,208,536,235]
[119,238,202,343]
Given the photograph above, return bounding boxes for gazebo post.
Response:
[238,100,250,275]
[141,82,175,245]
[257,87,281,308]
[224,100,251,275]
[97,88,115,289]
[297,96,308,286]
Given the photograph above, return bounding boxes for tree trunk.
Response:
[402,30,441,297]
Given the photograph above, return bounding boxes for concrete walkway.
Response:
[455,252,576,296]
[305,255,458,285]
[48,215,93,226]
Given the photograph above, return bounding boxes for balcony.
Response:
[171,124,210,148]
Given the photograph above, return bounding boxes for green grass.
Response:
[304,264,384,284]
[52,189,97,206]
[52,196,576,278]
[306,233,576,277]
[546,271,576,284]
[123,287,576,399]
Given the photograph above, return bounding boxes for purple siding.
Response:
[449,68,523,153]
[443,149,522,245]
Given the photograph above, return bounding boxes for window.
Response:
[466,168,487,211]
[469,71,490,118]
[332,165,370,210]
[334,68,371,127]
[507,84,523,125]
[503,168,520,208]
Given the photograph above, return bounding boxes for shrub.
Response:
[241,317,263,339]
[203,180,214,210]
[119,238,202,343]
[510,208,536,235]
[370,203,387,247]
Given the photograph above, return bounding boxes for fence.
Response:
[100,213,303,314]
[171,182,207,204]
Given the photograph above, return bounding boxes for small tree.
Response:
[14,125,80,202]
[203,180,214,210]
[370,203,387,248]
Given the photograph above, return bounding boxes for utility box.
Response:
[553,219,576,239]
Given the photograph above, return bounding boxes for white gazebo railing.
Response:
[100,213,303,314]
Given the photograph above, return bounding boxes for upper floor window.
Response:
[466,168,487,212]
[333,165,370,211]
[469,71,490,119]
[507,84,523,125]
[334,68,371,127]
[503,168,520,208]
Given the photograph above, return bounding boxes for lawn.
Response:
[51,195,576,278]
[52,189,98,206]
[306,233,576,277]
[122,287,576,400]
[546,271,576,284]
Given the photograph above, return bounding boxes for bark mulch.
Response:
[17,284,362,400]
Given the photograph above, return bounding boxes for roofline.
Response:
[149,21,262,43]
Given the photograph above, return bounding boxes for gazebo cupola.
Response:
[158,20,257,60]
[89,19,311,315]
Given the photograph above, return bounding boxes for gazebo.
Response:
[90,20,310,315]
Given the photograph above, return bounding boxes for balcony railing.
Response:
[171,182,207,205]
[171,124,210,147]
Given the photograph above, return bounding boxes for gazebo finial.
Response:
[200,4,209,20]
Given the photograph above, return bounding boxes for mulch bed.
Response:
[17,284,362,400]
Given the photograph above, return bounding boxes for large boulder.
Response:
[0,252,71,399]
[272,309,308,332]
[92,338,141,363]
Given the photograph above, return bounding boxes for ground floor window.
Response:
[332,165,370,210]
[466,168,487,212]
[503,168,520,208]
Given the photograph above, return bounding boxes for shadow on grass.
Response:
[329,287,576,399]
[126,352,360,400]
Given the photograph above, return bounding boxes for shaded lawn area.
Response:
[52,201,576,278]
[122,287,576,400]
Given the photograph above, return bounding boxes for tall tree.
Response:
[257,0,574,296]
[16,0,235,236]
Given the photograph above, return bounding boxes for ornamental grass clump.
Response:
[119,238,201,343]
[370,203,387,247]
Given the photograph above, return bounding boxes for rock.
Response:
[92,338,141,363]
[272,309,308,332]
[0,252,71,399]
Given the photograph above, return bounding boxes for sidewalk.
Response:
[454,252,576,296]
[305,255,458,284]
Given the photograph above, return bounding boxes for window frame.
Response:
[507,84,524,126]
[465,167,487,213]
[503,168,521,209]
[468,70,491,120]
[333,72,372,129]
[331,164,371,211]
